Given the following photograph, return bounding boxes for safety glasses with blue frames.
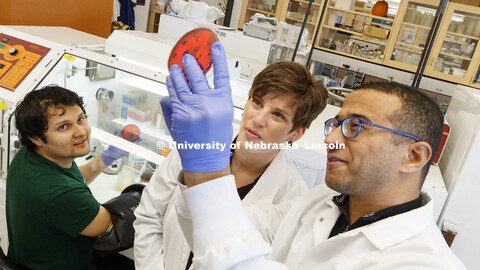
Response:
[324,117,420,142]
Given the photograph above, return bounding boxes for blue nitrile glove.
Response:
[101,130,142,166]
[161,41,233,172]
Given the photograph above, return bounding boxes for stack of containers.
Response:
[121,90,153,128]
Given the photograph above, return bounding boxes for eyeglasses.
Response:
[324,117,420,142]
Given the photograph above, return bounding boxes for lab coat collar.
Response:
[335,192,433,251]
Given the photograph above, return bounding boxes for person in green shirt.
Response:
[6,85,132,270]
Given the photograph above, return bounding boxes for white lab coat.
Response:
[133,149,307,270]
[179,176,467,270]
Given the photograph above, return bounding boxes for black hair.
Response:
[356,82,444,187]
[14,85,86,151]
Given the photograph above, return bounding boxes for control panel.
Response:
[0,33,50,92]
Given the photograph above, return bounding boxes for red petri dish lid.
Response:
[168,27,219,75]
[121,124,141,143]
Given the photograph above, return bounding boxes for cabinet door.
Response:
[278,0,325,45]
[239,0,284,29]
[315,0,397,64]
[424,3,480,84]
[383,0,440,72]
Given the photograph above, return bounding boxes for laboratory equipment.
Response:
[168,27,219,75]
[438,85,480,270]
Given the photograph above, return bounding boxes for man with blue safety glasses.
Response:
[324,117,420,142]
[161,41,465,269]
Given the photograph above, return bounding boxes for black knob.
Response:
[8,47,18,55]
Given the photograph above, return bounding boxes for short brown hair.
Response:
[356,81,444,187]
[248,61,328,132]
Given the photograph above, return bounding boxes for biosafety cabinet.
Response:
[0,25,183,251]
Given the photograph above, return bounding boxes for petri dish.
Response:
[121,124,141,142]
[168,27,219,75]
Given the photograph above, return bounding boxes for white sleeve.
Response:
[182,176,290,270]
[133,151,181,270]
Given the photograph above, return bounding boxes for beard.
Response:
[325,150,395,197]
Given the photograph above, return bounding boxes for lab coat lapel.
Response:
[241,150,287,204]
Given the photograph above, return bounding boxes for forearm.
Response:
[182,176,289,270]
[79,155,109,185]
[183,166,231,187]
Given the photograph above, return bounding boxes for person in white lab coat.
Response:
[163,42,466,269]
[133,60,328,269]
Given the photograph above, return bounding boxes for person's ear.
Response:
[287,127,306,143]
[400,142,432,173]
[29,136,44,148]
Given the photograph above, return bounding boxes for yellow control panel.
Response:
[0,33,50,92]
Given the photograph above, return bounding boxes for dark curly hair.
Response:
[14,85,86,151]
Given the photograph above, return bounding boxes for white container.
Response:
[334,0,355,10]
[451,68,467,77]
[129,154,146,173]
[116,166,137,191]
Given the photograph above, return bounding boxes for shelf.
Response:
[247,8,275,16]
[90,126,166,165]
[443,38,465,45]
[446,31,479,41]
[439,52,472,61]
[351,35,387,46]
[118,77,168,97]
[316,47,383,64]
[401,22,432,30]
[111,118,173,144]
[323,25,363,36]
[286,16,317,26]
[327,6,395,22]
[395,42,425,53]
[323,25,387,44]
[290,0,323,7]
[370,22,392,28]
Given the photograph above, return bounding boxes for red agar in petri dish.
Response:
[121,124,141,143]
[168,27,219,75]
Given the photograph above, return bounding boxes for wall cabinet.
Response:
[383,0,440,71]
[239,0,324,44]
[423,2,480,85]
[238,0,480,89]
[239,0,287,29]
[278,0,324,44]
[315,0,396,64]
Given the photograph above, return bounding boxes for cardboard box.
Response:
[334,0,356,10]
[354,1,365,8]
[362,25,389,39]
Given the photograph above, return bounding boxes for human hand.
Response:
[160,41,233,172]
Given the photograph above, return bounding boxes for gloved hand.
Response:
[161,41,233,172]
[101,130,142,166]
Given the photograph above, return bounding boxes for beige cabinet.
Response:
[237,0,480,89]
[314,0,397,64]
[423,2,480,85]
[383,0,440,72]
[238,0,287,29]
[277,0,325,44]
[239,0,324,45]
